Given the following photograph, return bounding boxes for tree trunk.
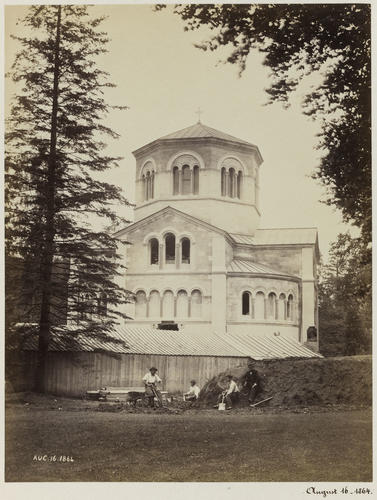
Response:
[35,5,62,393]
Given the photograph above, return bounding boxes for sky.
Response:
[4,3,359,262]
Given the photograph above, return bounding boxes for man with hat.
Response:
[142,367,163,407]
[242,360,261,405]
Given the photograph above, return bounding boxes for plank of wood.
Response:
[250,397,273,407]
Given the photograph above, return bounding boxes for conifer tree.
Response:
[5,5,131,391]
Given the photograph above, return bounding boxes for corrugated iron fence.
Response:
[8,351,247,396]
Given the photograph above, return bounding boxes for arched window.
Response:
[193,166,199,194]
[237,171,242,199]
[229,168,235,198]
[162,290,174,318]
[191,289,202,317]
[173,166,179,195]
[149,290,160,317]
[182,165,191,195]
[176,289,189,318]
[97,292,107,317]
[307,326,317,341]
[267,292,277,320]
[135,291,147,318]
[278,293,286,320]
[165,233,176,263]
[150,238,159,265]
[242,291,250,316]
[254,291,265,320]
[221,167,226,196]
[287,294,294,320]
[181,237,190,264]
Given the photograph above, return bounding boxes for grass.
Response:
[5,405,372,482]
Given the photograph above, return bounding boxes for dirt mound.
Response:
[198,355,372,408]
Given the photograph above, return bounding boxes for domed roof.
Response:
[133,122,259,156]
[158,122,256,147]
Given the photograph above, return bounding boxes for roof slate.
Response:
[231,227,318,246]
[158,122,256,147]
[228,259,297,278]
[18,325,321,360]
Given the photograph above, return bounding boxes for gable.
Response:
[114,206,230,241]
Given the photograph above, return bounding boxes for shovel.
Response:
[249,396,273,408]
[218,392,226,411]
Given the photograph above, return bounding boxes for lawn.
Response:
[5,406,372,482]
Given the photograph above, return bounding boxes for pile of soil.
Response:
[198,355,372,409]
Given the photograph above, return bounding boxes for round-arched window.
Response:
[242,291,250,316]
[165,233,176,263]
[181,237,190,264]
[150,238,159,265]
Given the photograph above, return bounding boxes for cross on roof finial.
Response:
[195,107,203,123]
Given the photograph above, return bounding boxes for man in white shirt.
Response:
[214,375,239,410]
[184,380,201,403]
[142,367,163,407]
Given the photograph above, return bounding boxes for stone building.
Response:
[115,122,319,350]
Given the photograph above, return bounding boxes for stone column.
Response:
[151,172,155,199]
[188,296,192,318]
[174,295,177,318]
[175,243,180,269]
[264,298,268,319]
[284,299,287,320]
[178,169,183,195]
[225,171,229,197]
[144,176,148,201]
[190,167,195,194]
[146,295,150,318]
[251,297,255,319]
[160,296,164,318]
[275,299,279,320]
[293,300,298,323]
[159,243,163,270]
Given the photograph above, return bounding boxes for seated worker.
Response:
[243,361,261,405]
[214,375,239,410]
[184,380,201,402]
[142,367,163,408]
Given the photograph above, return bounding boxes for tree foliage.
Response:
[159,4,371,244]
[5,5,132,390]
[318,233,371,356]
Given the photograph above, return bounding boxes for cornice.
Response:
[133,136,263,165]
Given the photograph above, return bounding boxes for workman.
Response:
[243,361,261,405]
[142,367,163,408]
[184,380,201,402]
[214,375,239,410]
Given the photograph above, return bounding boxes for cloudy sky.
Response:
[5,3,358,261]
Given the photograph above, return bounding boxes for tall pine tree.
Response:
[5,5,131,391]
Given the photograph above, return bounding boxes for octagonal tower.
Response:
[132,122,263,235]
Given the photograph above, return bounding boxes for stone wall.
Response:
[133,138,262,234]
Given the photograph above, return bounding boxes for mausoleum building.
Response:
[115,122,319,350]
